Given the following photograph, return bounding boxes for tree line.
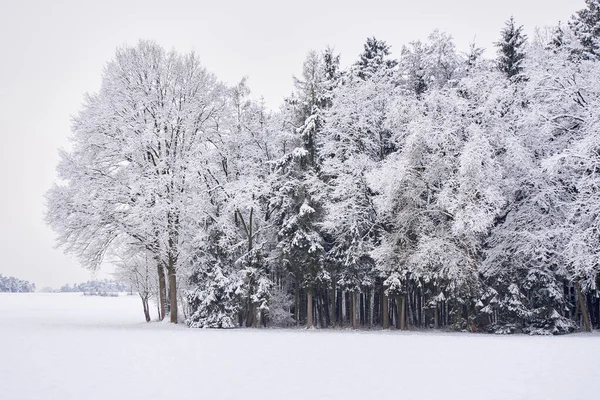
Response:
[59,279,129,294]
[46,0,600,334]
[0,274,35,293]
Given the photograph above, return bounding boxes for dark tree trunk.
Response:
[156,263,167,321]
[319,290,326,328]
[246,301,255,327]
[141,297,151,322]
[341,291,346,326]
[382,291,389,329]
[295,279,300,326]
[330,281,336,326]
[351,291,358,329]
[307,290,314,328]
[369,287,375,328]
[399,295,406,330]
[577,283,591,332]
[359,293,364,326]
[167,264,178,324]
[395,295,402,330]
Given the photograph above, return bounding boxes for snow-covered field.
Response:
[0,293,598,400]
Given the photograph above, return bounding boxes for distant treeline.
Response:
[59,279,129,294]
[0,274,36,293]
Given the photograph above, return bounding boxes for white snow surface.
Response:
[1,293,598,400]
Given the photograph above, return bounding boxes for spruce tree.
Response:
[355,37,398,80]
[321,46,341,109]
[569,0,600,59]
[495,16,527,79]
[271,51,332,327]
[465,41,484,71]
[187,228,242,328]
[547,25,565,53]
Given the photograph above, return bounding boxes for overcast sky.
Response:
[0,0,582,289]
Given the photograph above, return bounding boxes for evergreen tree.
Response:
[270,150,326,328]
[355,37,398,80]
[465,41,485,72]
[569,0,600,59]
[292,51,327,167]
[270,51,332,328]
[321,46,341,109]
[549,25,565,52]
[495,16,528,79]
[187,228,242,328]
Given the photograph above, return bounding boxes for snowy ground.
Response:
[0,293,598,400]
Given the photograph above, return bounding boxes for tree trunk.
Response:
[307,290,314,328]
[399,295,406,330]
[141,297,151,322]
[420,290,424,327]
[330,282,336,327]
[295,279,300,326]
[359,292,364,325]
[156,264,167,321]
[341,291,346,326]
[319,291,326,328]
[369,290,375,327]
[382,291,389,329]
[351,291,358,329]
[246,301,255,327]
[573,286,580,322]
[395,295,401,330]
[466,303,471,332]
[406,291,415,326]
[577,283,591,332]
[167,265,178,323]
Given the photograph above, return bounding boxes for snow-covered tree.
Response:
[320,66,398,327]
[0,275,35,293]
[372,61,517,330]
[569,0,600,59]
[424,30,463,88]
[47,5,600,333]
[46,40,228,323]
[399,40,429,96]
[187,226,243,328]
[114,250,158,322]
[495,16,528,79]
[354,37,398,80]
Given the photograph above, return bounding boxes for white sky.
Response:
[0,0,582,289]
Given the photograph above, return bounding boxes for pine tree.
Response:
[549,25,565,52]
[321,46,341,109]
[355,37,398,80]
[465,41,485,72]
[186,219,243,328]
[270,152,326,328]
[569,0,600,59]
[495,16,528,79]
[293,51,327,167]
[270,51,332,328]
